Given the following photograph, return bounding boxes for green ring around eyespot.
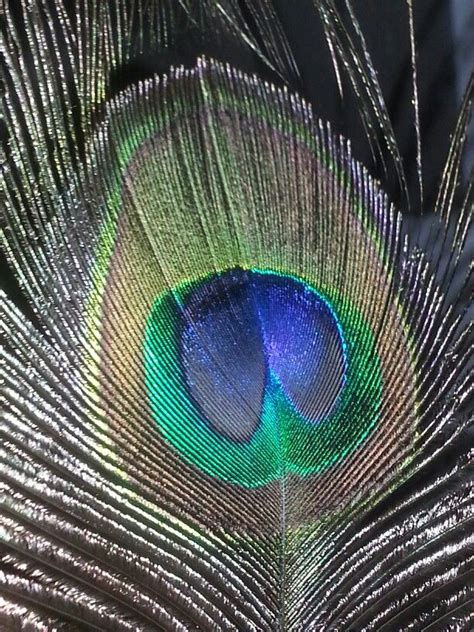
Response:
[143,269,383,488]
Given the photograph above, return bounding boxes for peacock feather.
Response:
[0,1,472,630]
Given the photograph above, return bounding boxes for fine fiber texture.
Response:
[0,1,472,630]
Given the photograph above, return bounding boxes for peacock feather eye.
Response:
[89,61,415,523]
[1,2,471,628]
[144,267,381,486]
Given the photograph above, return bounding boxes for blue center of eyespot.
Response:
[144,267,381,486]
[179,269,347,443]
